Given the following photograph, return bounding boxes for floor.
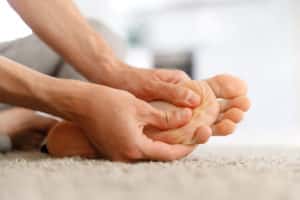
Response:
[1,145,300,200]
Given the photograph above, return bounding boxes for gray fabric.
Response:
[0,35,62,76]
[0,135,12,152]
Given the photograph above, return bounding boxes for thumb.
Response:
[144,105,193,130]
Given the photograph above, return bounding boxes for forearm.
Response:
[0,56,82,120]
[7,0,122,84]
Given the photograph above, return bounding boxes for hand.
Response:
[69,81,205,162]
[46,74,250,159]
[103,63,201,108]
[101,63,250,137]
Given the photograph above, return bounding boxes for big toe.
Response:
[207,74,248,98]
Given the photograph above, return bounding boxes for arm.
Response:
[0,56,77,119]
[0,56,196,161]
[7,0,117,84]
[7,0,200,107]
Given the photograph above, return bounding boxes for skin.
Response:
[0,0,250,161]
[0,56,198,161]
[45,75,250,158]
[3,0,204,161]
[7,0,200,107]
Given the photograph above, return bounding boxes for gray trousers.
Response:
[0,19,126,110]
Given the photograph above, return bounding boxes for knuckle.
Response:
[173,70,189,80]
[176,87,190,99]
[166,84,185,98]
[158,111,169,130]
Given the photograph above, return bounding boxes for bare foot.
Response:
[0,108,58,150]
[147,74,251,144]
[46,74,250,158]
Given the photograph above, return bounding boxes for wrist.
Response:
[95,60,130,87]
[76,33,126,85]
[34,77,86,120]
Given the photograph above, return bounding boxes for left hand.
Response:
[105,63,201,108]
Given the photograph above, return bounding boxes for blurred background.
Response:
[1,0,300,145]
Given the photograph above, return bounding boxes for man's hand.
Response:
[68,82,208,161]
[103,64,200,108]
[0,56,206,161]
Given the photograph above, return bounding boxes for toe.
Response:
[219,96,251,112]
[218,108,244,123]
[207,74,248,98]
[212,119,236,136]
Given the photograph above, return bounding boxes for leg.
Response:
[0,108,58,151]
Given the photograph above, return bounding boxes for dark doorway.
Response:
[154,51,194,78]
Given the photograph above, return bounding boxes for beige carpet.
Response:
[1,145,300,200]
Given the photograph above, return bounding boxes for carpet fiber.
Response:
[1,145,300,200]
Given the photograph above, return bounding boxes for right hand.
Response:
[69,82,210,162]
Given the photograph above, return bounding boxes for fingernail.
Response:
[186,92,200,106]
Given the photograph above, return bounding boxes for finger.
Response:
[140,135,196,161]
[219,96,251,112]
[217,108,244,123]
[188,126,212,145]
[207,74,248,98]
[212,119,236,136]
[153,82,200,107]
[154,69,191,83]
[145,106,193,130]
[145,125,211,145]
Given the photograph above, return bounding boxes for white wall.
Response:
[0,1,32,42]
[139,0,299,144]
[198,0,298,144]
[290,0,300,124]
